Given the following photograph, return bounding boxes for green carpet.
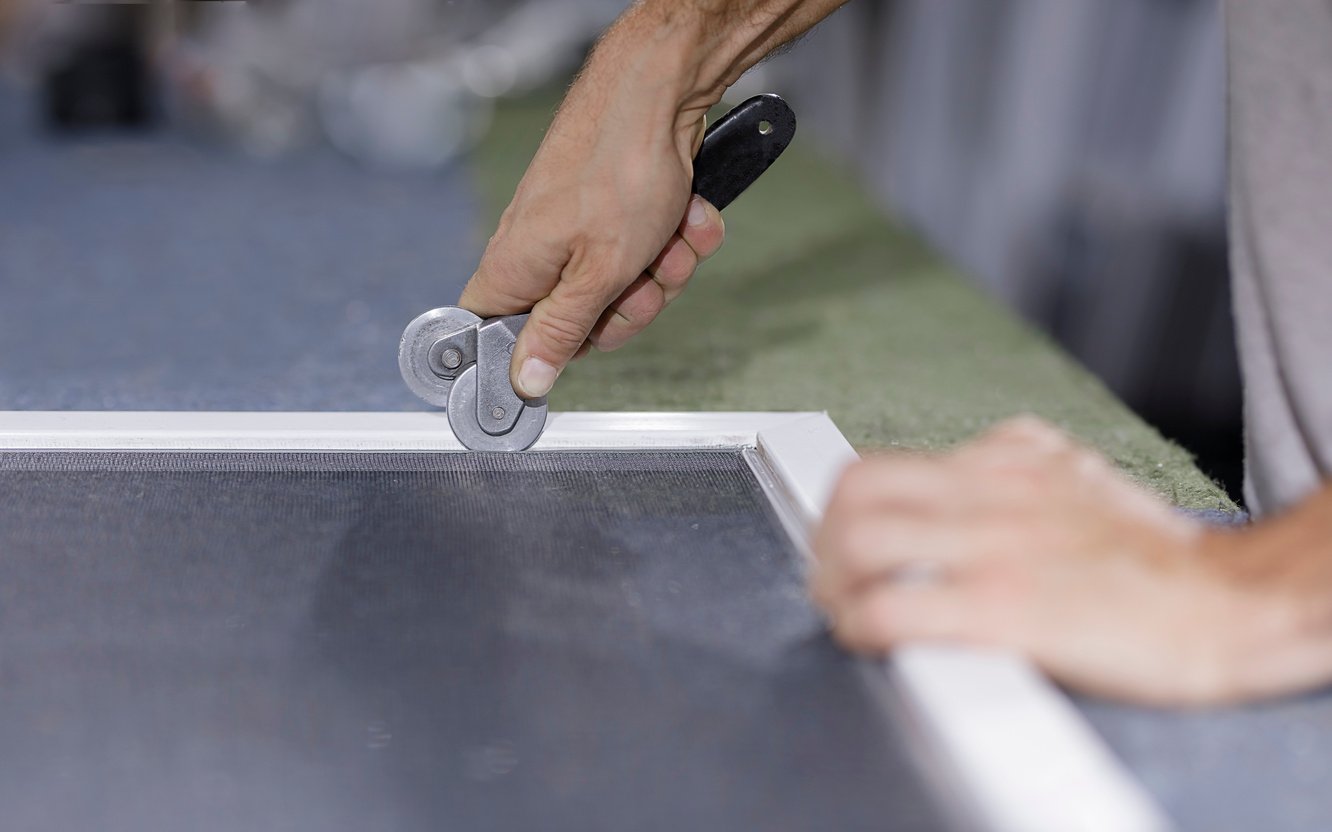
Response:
[471,92,1235,511]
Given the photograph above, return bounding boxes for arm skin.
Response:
[811,416,1332,707]
[459,0,849,398]
[0,0,18,46]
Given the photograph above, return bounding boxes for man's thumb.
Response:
[510,280,610,399]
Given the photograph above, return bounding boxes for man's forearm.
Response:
[588,0,850,120]
[1210,484,1332,701]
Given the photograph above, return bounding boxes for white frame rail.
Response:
[0,410,1169,832]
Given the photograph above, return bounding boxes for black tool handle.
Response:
[691,94,797,211]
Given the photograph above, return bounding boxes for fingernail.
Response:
[517,356,558,398]
[687,197,708,227]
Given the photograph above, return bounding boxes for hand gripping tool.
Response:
[398,94,797,451]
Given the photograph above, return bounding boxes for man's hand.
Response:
[458,0,850,398]
[459,55,726,397]
[811,417,1332,706]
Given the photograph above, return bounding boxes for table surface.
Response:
[3,82,1328,831]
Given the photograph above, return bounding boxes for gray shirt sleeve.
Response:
[1226,0,1332,515]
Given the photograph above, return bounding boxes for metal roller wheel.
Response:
[445,365,548,451]
[398,306,482,407]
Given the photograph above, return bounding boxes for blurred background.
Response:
[0,0,1238,497]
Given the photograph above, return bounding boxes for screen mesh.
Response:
[0,450,945,831]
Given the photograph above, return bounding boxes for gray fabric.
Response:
[0,449,946,832]
[1081,507,1332,832]
[0,86,476,412]
[1079,693,1332,832]
[1226,0,1332,516]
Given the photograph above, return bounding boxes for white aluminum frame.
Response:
[0,410,1169,832]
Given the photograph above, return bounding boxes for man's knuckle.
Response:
[832,519,875,571]
[857,517,900,566]
[535,308,591,350]
[994,415,1058,444]
[833,464,875,505]
[634,281,668,318]
[697,221,726,258]
[862,594,906,643]
[586,320,614,351]
[654,253,696,290]
[1068,447,1106,475]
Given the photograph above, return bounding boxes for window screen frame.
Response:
[0,410,1169,832]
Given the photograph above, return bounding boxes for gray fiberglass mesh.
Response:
[0,449,945,832]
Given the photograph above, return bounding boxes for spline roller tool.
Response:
[398,94,797,451]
